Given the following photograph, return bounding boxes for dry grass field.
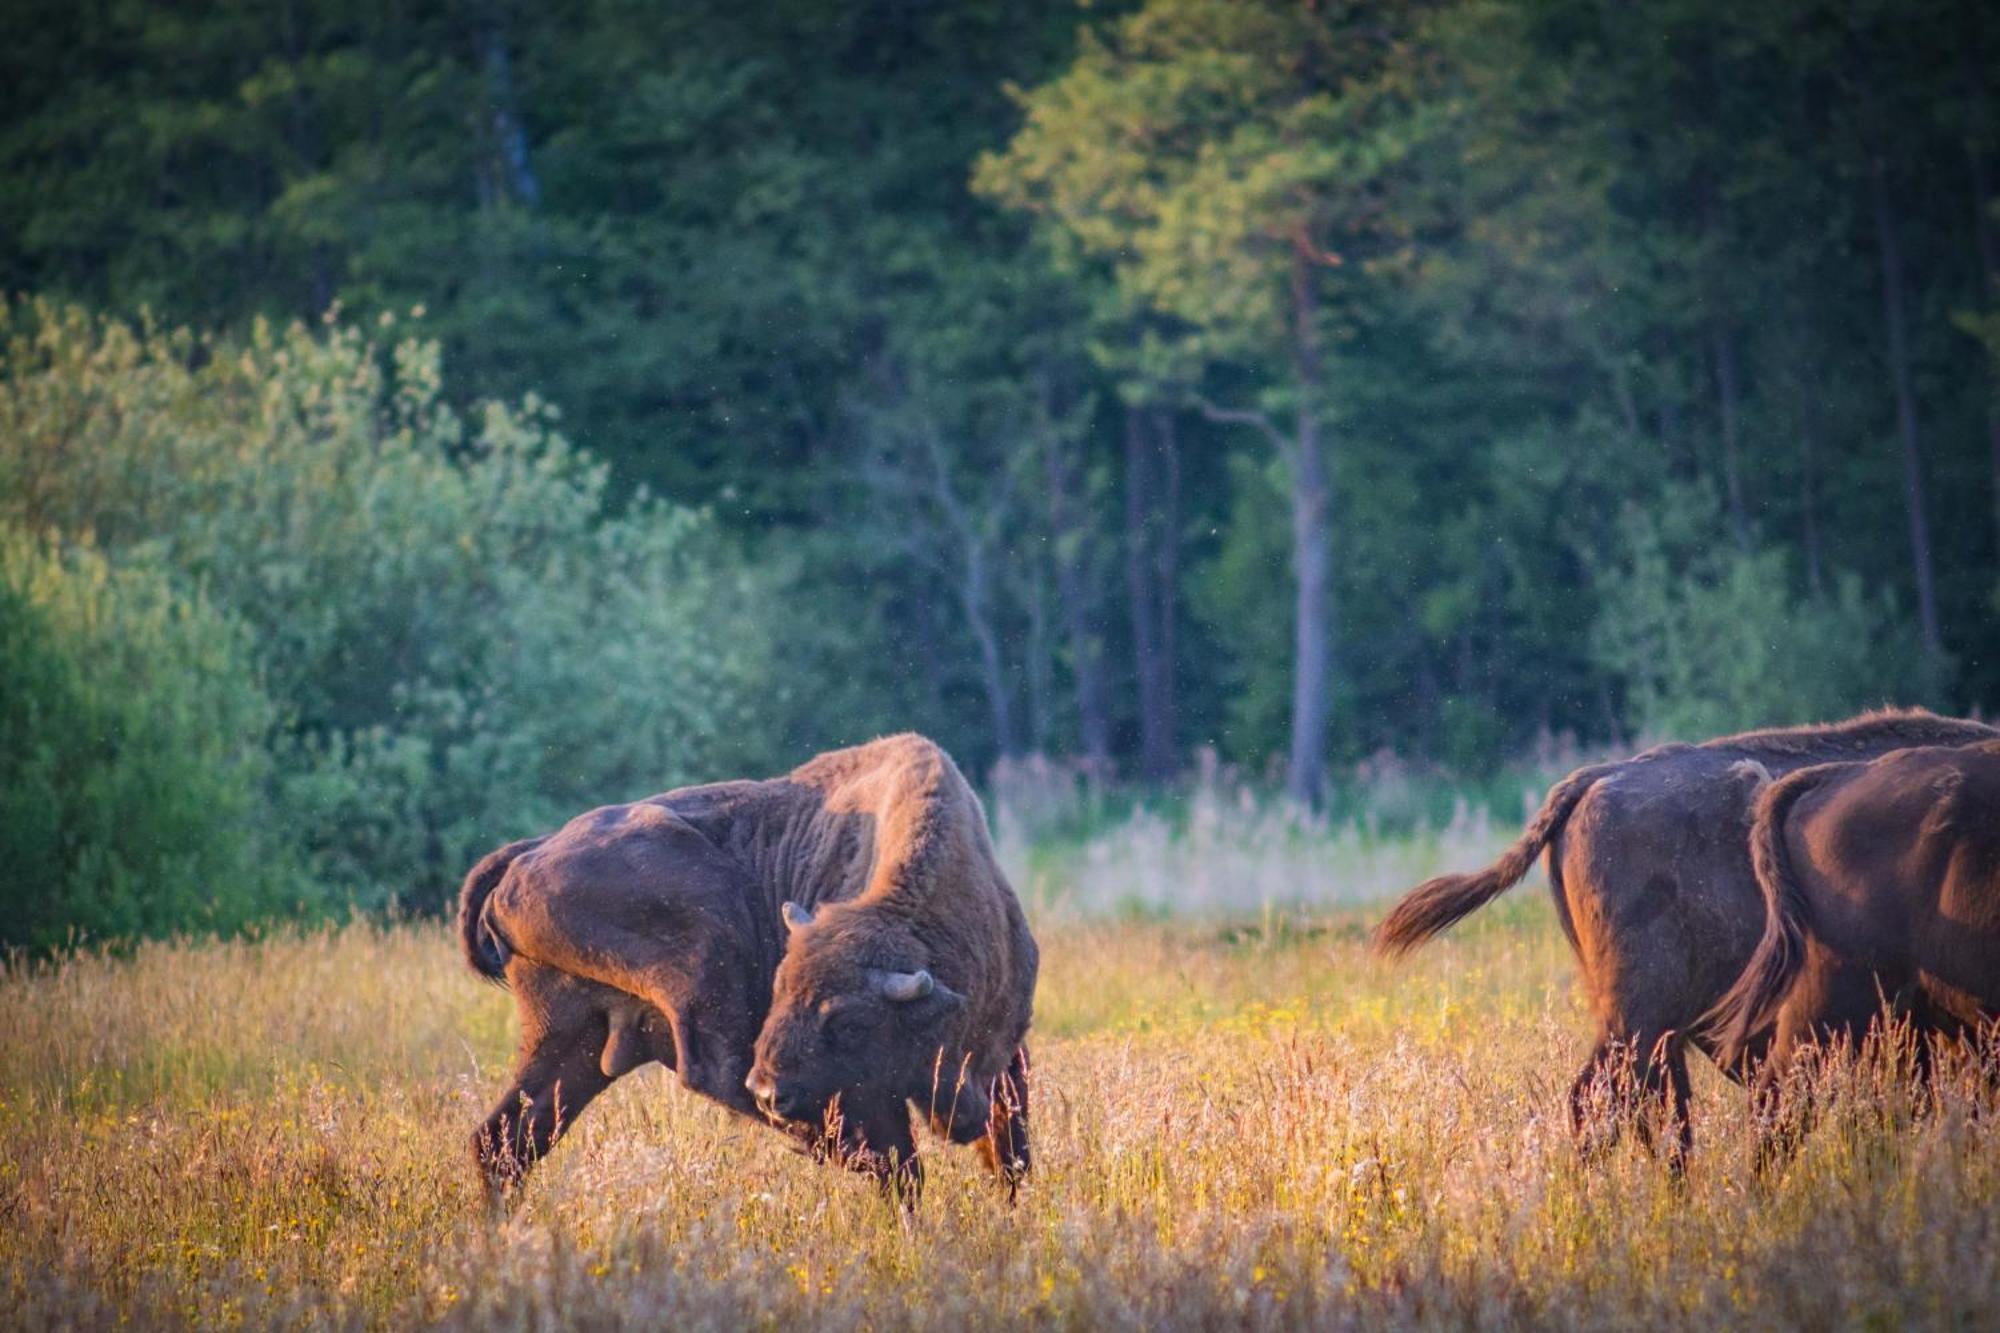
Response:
[6,873,2000,1331]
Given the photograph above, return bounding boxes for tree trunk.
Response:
[1961,0,2000,562]
[1967,135,2000,561]
[909,415,1019,762]
[1867,150,1946,669]
[958,535,1017,761]
[1712,324,1751,548]
[1043,418,1113,780]
[1697,96,1751,549]
[281,0,331,315]
[1152,406,1180,775]
[479,13,540,208]
[1024,558,1051,755]
[1286,437,1333,807]
[1653,338,1687,478]
[1795,359,1826,598]
[1125,405,1175,781]
[1284,245,1333,807]
[909,583,948,731]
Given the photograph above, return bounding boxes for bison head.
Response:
[745,900,981,1168]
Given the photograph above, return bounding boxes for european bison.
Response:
[458,734,1038,1199]
[1707,740,2000,1074]
[1371,709,1997,1166]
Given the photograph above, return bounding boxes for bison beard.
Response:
[457,734,1038,1204]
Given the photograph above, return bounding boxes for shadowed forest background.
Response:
[4,0,2000,949]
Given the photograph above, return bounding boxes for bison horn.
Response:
[877,969,934,1002]
[782,901,814,934]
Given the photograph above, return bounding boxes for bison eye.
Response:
[824,1008,874,1050]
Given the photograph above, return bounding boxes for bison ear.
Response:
[782,901,814,935]
[876,968,935,1003]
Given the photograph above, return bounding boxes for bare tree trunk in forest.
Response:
[1794,358,1826,598]
[1712,325,1751,548]
[1966,136,2000,559]
[1284,245,1333,808]
[1697,88,1751,549]
[1042,408,1113,779]
[1152,406,1180,770]
[1867,150,1946,670]
[281,0,331,314]
[1962,0,2000,561]
[919,437,1018,760]
[478,9,539,208]
[1197,248,1335,806]
[1024,559,1051,755]
[909,583,948,731]
[959,537,1016,760]
[972,623,1017,760]
[1653,339,1687,478]
[1124,405,1175,781]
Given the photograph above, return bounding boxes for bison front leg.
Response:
[975,1047,1031,1201]
[823,1094,923,1204]
[473,1006,614,1205]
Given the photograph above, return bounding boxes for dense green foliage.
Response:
[0,301,772,942]
[2,0,1999,926]
[0,532,293,950]
[1589,484,1906,739]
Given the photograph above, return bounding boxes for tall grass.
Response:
[6,888,1999,1328]
[992,749,1537,917]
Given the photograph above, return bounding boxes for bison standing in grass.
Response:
[1707,740,2000,1078]
[1371,709,1997,1168]
[457,733,1037,1200]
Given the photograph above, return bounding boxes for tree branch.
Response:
[1195,395,1294,459]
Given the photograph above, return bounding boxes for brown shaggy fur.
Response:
[1370,709,1997,1167]
[1706,740,2000,1072]
[457,734,1038,1200]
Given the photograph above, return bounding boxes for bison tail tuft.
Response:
[1371,762,1613,957]
[1371,865,1521,957]
[456,837,541,982]
[1700,766,1827,1067]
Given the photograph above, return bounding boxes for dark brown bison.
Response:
[1707,740,2000,1075]
[1371,709,1997,1166]
[457,734,1038,1199]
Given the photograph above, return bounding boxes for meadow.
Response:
[5,804,2000,1330]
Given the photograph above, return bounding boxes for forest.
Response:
[4,0,1999,945]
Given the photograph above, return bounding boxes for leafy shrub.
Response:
[0,531,300,951]
[1,300,775,918]
[1590,484,1913,741]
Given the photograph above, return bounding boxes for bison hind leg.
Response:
[1568,1036,1635,1160]
[1568,1032,1692,1174]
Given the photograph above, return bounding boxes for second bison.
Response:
[457,734,1038,1198]
[1708,740,2000,1072]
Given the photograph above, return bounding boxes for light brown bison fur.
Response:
[458,734,1037,1200]
[1371,708,1997,1167]
[1707,741,2000,1076]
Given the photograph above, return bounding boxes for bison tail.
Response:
[1701,766,1827,1067]
[1371,762,1613,957]
[456,837,542,982]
